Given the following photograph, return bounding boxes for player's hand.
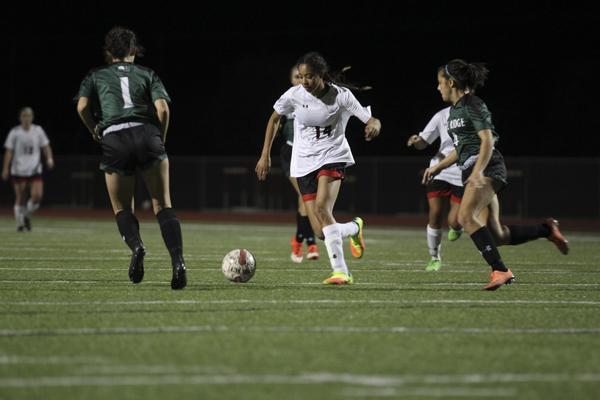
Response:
[255,155,271,181]
[466,170,486,189]
[365,118,381,142]
[47,158,55,170]
[407,134,420,147]
[92,126,102,143]
[1,170,8,181]
[421,165,440,185]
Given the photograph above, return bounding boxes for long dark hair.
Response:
[440,59,489,91]
[296,52,372,92]
[103,27,144,63]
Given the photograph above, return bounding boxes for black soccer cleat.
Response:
[16,226,25,232]
[128,247,145,284]
[171,257,187,290]
[23,216,32,231]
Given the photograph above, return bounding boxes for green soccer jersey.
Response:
[76,62,171,131]
[281,116,295,144]
[447,94,499,166]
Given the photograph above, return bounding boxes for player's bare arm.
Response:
[465,129,494,189]
[364,117,381,141]
[42,145,55,170]
[421,149,458,184]
[76,97,101,142]
[255,110,282,181]
[154,99,170,143]
[1,149,12,181]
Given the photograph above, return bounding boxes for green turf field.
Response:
[0,216,599,399]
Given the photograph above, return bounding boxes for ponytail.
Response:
[440,59,489,91]
[297,52,372,92]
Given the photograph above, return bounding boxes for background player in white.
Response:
[2,107,54,231]
[277,66,319,263]
[407,107,464,271]
[256,52,381,285]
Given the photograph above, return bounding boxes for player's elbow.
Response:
[154,99,169,115]
[76,98,89,115]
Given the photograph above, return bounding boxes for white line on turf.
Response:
[1,372,599,388]
[0,355,107,365]
[1,280,599,287]
[1,267,597,274]
[1,325,599,337]
[4,299,600,306]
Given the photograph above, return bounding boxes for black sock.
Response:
[300,215,316,245]
[470,226,508,272]
[115,210,143,252]
[507,224,551,245]
[156,208,183,263]
[295,212,304,243]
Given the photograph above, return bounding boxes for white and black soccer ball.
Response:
[222,249,256,283]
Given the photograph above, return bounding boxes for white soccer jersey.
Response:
[273,84,371,178]
[3,124,49,176]
[419,107,463,187]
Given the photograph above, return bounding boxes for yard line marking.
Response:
[1,267,597,275]
[1,280,599,288]
[1,325,600,337]
[0,372,599,388]
[0,355,107,365]
[342,387,516,398]
[4,299,600,306]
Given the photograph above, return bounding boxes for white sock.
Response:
[14,205,25,227]
[322,224,349,275]
[26,199,40,216]
[338,221,359,238]
[427,225,442,259]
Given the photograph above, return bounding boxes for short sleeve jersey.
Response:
[4,124,50,176]
[76,62,171,132]
[447,94,499,166]
[273,84,371,177]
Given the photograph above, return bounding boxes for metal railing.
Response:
[1,155,598,218]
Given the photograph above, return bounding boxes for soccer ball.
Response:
[222,249,256,283]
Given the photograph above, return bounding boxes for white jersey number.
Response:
[452,133,459,147]
[119,77,134,109]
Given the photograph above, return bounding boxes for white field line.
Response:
[343,387,516,397]
[1,371,600,389]
[4,299,600,307]
[1,280,599,287]
[1,267,598,275]
[0,355,107,365]
[1,325,600,337]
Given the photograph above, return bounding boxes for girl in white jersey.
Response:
[407,107,464,271]
[2,107,54,231]
[256,52,381,285]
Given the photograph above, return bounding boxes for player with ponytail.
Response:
[423,59,569,290]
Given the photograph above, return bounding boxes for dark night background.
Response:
[1,1,598,159]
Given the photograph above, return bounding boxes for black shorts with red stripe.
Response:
[426,179,463,204]
[11,174,43,184]
[297,163,346,202]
